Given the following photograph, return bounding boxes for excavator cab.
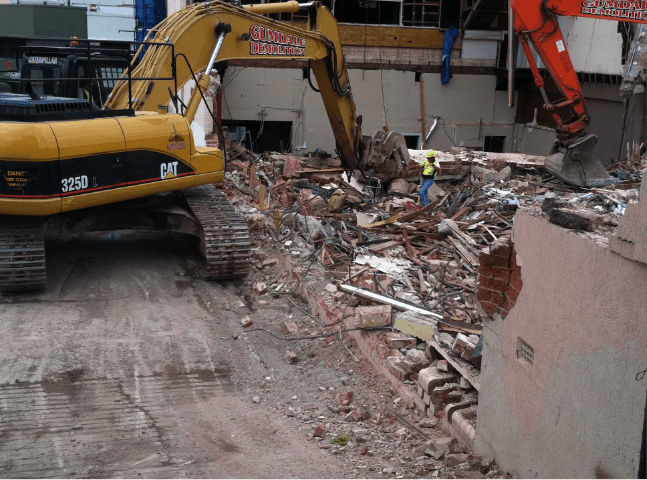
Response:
[545,134,616,188]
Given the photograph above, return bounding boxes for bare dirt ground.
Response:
[0,231,353,478]
[0,229,495,479]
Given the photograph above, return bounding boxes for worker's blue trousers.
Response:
[419,178,435,206]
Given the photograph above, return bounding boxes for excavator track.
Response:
[0,216,47,292]
[182,185,252,280]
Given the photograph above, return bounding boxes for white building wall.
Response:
[517,17,624,75]
[219,66,643,161]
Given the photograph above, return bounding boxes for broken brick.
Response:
[430,383,460,406]
[354,305,392,328]
[418,366,457,394]
[251,250,266,261]
[385,356,410,381]
[313,424,326,437]
[281,322,298,334]
[425,437,454,459]
[334,390,354,406]
[452,334,475,356]
[241,316,253,328]
[386,332,416,349]
[261,258,278,268]
[283,157,302,178]
[284,350,298,364]
[348,406,371,422]
[446,453,471,468]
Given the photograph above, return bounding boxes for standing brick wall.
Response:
[476,237,522,318]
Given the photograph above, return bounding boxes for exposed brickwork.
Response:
[477,237,522,318]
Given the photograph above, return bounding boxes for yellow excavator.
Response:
[0,0,411,291]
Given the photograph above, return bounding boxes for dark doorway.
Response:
[484,135,505,153]
[223,120,293,153]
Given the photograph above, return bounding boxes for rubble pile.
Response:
[214,139,640,475]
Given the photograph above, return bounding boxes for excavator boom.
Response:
[511,0,644,186]
[106,0,410,181]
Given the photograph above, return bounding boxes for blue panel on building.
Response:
[135,0,166,43]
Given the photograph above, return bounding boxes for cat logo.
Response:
[161,161,179,179]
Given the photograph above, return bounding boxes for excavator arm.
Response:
[106,0,410,181]
[510,0,645,186]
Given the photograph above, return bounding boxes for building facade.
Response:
[169,0,645,164]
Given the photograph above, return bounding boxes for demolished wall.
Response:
[220,67,644,162]
[475,209,647,478]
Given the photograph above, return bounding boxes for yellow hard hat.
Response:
[426,150,437,158]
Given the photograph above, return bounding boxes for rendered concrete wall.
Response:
[220,67,643,160]
[517,17,624,75]
[475,210,647,478]
[221,68,516,154]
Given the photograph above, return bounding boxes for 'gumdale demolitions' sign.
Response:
[249,25,306,56]
[581,0,647,18]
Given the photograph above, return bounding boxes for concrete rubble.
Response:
[212,136,645,478]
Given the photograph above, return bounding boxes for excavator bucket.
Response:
[361,130,412,181]
[545,134,615,187]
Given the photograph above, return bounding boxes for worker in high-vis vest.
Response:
[419,150,440,206]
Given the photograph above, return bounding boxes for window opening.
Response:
[484,135,505,153]
[403,134,422,150]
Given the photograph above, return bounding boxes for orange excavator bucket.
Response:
[545,134,616,187]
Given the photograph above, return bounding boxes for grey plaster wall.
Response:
[475,211,647,478]
[218,67,644,160]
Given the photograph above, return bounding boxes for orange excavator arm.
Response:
[511,0,644,186]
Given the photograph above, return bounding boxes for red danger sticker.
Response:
[167,142,185,150]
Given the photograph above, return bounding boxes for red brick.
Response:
[479,276,508,292]
[506,285,520,303]
[478,254,510,269]
[490,245,512,258]
[479,266,510,280]
[283,157,302,178]
[334,390,354,406]
[476,288,492,302]
[385,357,410,381]
[509,272,523,292]
[478,266,494,277]
[491,267,511,281]
[480,301,497,316]
[230,160,245,172]
[491,291,506,307]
